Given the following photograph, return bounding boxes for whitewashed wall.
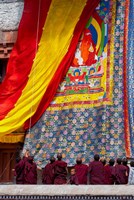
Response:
[0,0,24,30]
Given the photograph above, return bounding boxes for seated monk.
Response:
[42,156,56,184]
[53,153,68,184]
[67,168,78,185]
[74,157,88,184]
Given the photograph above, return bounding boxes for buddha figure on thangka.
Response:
[57,27,104,96]
[52,7,112,107]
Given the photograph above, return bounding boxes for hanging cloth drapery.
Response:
[0,0,100,136]
[0,0,52,138]
[24,0,101,129]
[0,0,51,120]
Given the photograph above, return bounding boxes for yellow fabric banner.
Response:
[0,0,87,136]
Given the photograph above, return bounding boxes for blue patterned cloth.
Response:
[23,0,128,167]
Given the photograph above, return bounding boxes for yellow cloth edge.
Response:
[47,101,113,112]
[0,133,25,143]
[108,0,115,102]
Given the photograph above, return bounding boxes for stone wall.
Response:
[0,0,24,31]
[0,0,23,58]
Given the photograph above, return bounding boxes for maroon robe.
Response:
[124,165,129,184]
[15,159,25,184]
[74,164,88,184]
[112,164,128,184]
[69,174,79,185]
[104,165,114,184]
[42,163,55,184]
[53,160,67,184]
[89,161,105,184]
[24,157,37,184]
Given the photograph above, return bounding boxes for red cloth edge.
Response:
[0,0,51,120]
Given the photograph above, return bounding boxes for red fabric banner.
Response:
[24,0,100,129]
[123,0,131,157]
[0,0,51,120]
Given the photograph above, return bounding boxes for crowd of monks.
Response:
[14,150,134,185]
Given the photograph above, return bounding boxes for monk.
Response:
[23,149,30,161]
[15,157,25,184]
[74,157,88,184]
[104,158,115,184]
[42,156,55,184]
[128,160,134,185]
[14,149,30,184]
[122,158,129,184]
[89,154,105,184]
[24,156,37,184]
[100,158,107,166]
[112,158,128,184]
[53,153,68,184]
[68,168,79,185]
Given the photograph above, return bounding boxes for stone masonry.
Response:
[0,0,24,31]
[0,0,23,58]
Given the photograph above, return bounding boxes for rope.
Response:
[28,0,41,134]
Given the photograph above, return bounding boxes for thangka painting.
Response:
[51,3,112,108]
[0,0,132,166]
[23,0,132,167]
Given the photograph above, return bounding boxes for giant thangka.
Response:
[0,0,133,166]
[24,0,132,166]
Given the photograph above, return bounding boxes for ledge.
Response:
[0,185,134,196]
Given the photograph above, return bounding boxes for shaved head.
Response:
[57,153,62,160]
[76,157,82,164]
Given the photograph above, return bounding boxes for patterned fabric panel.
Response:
[23,0,128,167]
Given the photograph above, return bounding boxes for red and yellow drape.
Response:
[0,0,100,142]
